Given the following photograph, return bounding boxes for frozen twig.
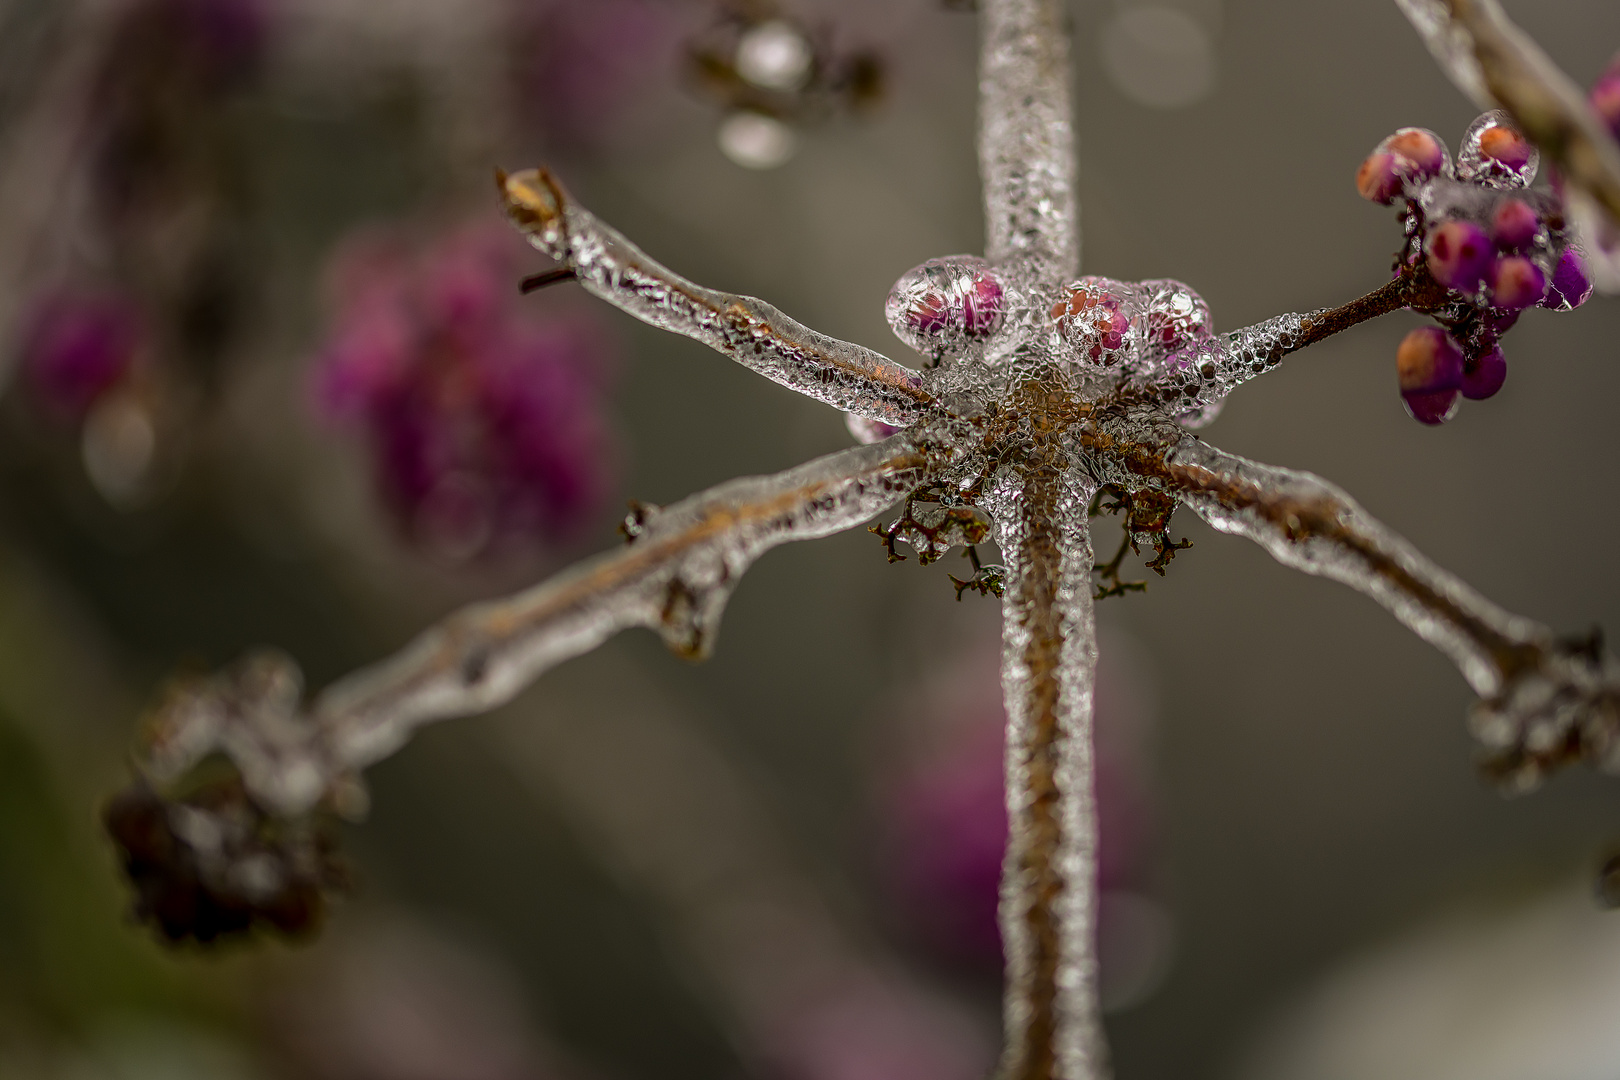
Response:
[135,433,957,819]
[1158,436,1620,790]
[993,469,1107,1080]
[500,169,942,427]
[978,0,1079,275]
[1396,0,1620,226]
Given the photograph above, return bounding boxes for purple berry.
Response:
[1490,199,1540,250]
[1540,247,1593,311]
[1461,346,1507,401]
[1382,128,1449,180]
[1456,112,1538,188]
[1426,220,1494,293]
[1397,327,1464,397]
[1488,256,1547,309]
[1403,389,1461,425]
[1051,278,1140,367]
[1356,152,1405,204]
[885,257,1005,355]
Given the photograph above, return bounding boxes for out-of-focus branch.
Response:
[134,432,957,822]
[500,169,941,427]
[1397,0,1620,226]
[1153,435,1620,791]
[977,0,1079,275]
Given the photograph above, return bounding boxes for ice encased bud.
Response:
[885,256,1005,356]
[1138,279,1212,355]
[1455,111,1538,190]
[1541,247,1593,311]
[1051,276,1144,369]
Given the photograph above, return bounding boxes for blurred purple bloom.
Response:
[877,646,1157,971]
[312,224,618,559]
[21,289,143,419]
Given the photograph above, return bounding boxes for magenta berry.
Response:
[885,257,1005,356]
[1139,280,1212,354]
[1456,111,1538,188]
[1402,389,1460,425]
[1425,220,1494,293]
[1355,152,1405,204]
[1051,278,1136,367]
[1541,247,1593,311]
[1397,327,1463,395]
[1490,199,1540,250]
[1382,128,1448,179]
[1396,325,1463,425]
[1461,346,1507,401]
[1488,256,1547,309]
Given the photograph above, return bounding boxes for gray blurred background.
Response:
[2,1,1618,1078]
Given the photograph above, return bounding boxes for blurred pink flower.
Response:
[876,634,1162,976]
[20,288,144,419]
[311,223,618,559]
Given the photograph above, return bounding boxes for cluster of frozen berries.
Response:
[1357,111,1593,425]
[883,257,1219,424]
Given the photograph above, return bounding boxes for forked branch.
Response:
[500,169,941,427]
[136,433,956,819]
[1157,436,1620,790]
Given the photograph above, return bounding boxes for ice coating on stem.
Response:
[1124,311,1314,411]
[502,170,937,427]
[140,434,950,815]
[979,0,1078,276]
[984,467,1107,1080]
[1163,437,1620,788]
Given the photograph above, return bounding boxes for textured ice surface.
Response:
[503,171,933,428]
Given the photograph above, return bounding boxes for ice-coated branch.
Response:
[978,0,1079,276]
[1118,269,1453,412]
[994,469,1107,1080]
[136,433,957,818]
[1396,0,1620,225]
[500,169,941,427]
[1159,436,1620,790]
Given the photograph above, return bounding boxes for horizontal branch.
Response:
[501,169,941,427]
[1115,265,1452,413]
[1156,435,1620,790]
[137,433,957,817]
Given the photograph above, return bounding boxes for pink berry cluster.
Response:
[1356,111,1592,425]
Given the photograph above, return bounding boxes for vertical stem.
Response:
[978,0,1080,276]
[996,471,1107,1080]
